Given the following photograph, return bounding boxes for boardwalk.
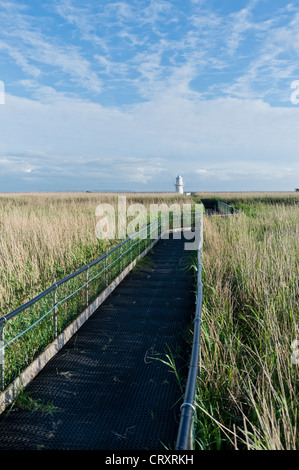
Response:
[0,234,195,450]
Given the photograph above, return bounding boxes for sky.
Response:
[0,0,299,192]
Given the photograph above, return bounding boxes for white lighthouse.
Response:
[174,175,184,194]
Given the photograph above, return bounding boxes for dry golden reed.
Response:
[0,192,191,316]
[194,197,299,450]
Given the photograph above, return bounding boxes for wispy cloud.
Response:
[0,0,299,191]
[2,0,298,104]
[218,3,299,101]
[224,0,267,55]
[195,166,294,182]
[0,0,103,94]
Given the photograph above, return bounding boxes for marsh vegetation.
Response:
[192,192,298,450]
[0,191,298,450]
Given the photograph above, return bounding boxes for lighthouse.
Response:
[174,175,184,194]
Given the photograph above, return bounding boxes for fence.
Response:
[176,213,203,450]
[217,200,240,215]
[176,199,239,449]
[0,211,202,395]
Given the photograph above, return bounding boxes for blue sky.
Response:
[0,0,299,192]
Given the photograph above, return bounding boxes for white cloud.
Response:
[0,1,103,94]
[0,41,42,78]
[0,88,298,191]
[195,167,295,182]
[0,1,299,191]
[224,0,269,55]
[219,5,299,101]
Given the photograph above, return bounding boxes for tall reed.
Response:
[0,192,192,316]
[194,198,298,450]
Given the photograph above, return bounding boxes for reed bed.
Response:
[0,192,191,317]
[0,192,192,387]
[192,195,299,450]
[1,191,297,450]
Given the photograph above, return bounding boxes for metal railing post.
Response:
[86,267,89,307]
[0,321,5,391]
[120,244,122,273]
[105,255,108,287]
[54,285,58,338]
[176,211,203,450]
[0,211,206,395]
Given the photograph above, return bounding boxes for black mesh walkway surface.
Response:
[0,234,195,450]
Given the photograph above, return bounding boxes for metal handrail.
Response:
[217,200,241,215]
[0,210,202,391]
[0,211,202,325]
[176,214,203,450]
[175,200,240,449]
[0,215,166,326]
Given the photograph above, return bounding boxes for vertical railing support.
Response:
[86,267,89,307]
[1,212,204,395]
[120,244,122,273]
[105,255,108,287]
[54,284,58,339]
[0,321,6,392]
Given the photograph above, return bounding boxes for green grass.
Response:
[2,191,297,450]
[190,194,299,450]
[0,193,195,390]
